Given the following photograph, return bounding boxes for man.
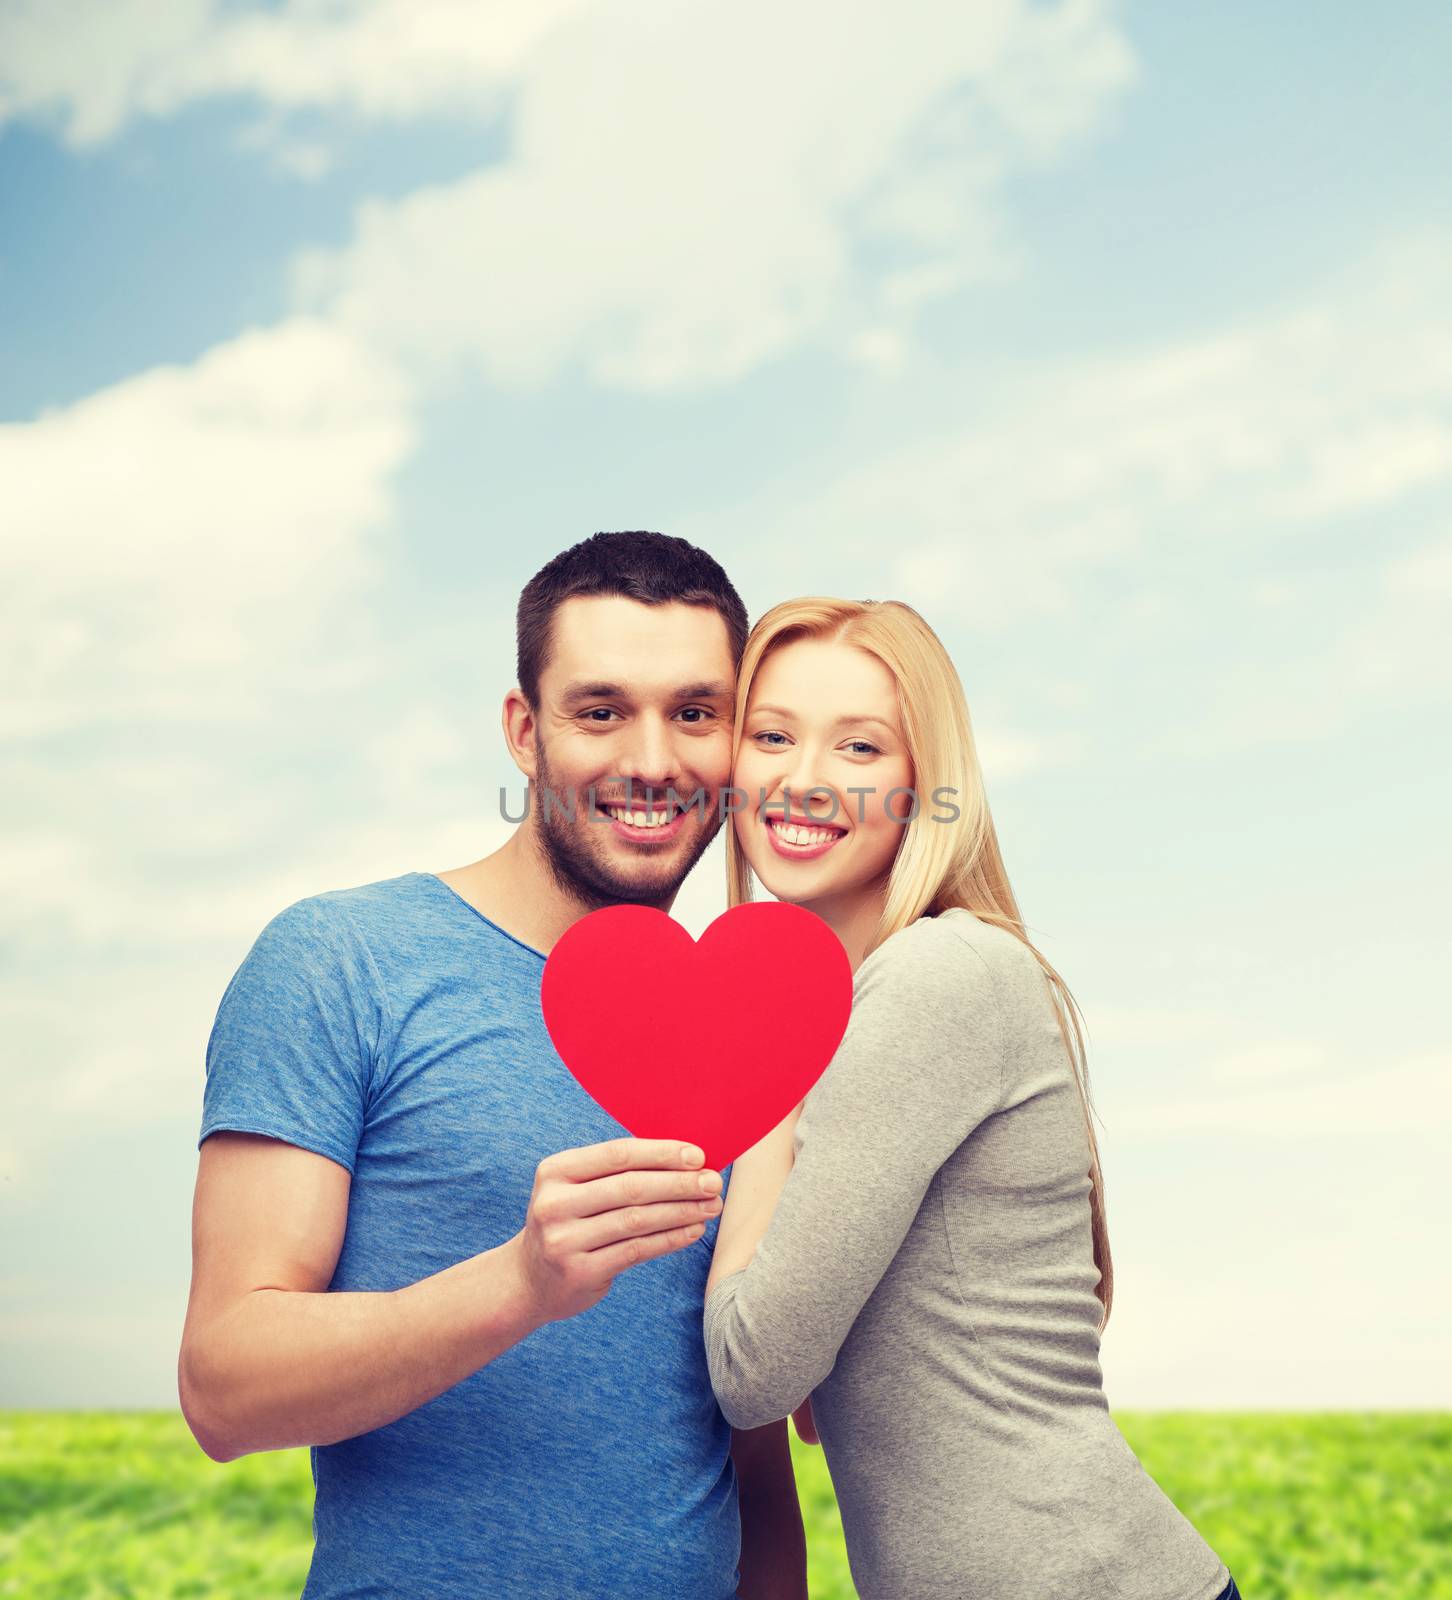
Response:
[178,531,807,1598]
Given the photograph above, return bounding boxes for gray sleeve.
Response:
[703,918,1010,1428]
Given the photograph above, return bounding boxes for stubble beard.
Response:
[531,737,723,912]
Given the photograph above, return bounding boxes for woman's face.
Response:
[733,638,914,908]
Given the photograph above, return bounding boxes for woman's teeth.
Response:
[605,805,678,829]
[767,819,843,846]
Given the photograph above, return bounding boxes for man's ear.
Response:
[502,687,539,780]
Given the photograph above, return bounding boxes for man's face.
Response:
[523,594,736,907]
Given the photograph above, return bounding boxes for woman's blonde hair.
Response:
[725,596,1114,1328]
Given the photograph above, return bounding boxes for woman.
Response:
[703,598,1240,1600]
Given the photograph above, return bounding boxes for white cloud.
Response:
[1,314,448,1198]
[1205,1039,1329,1084]
[3,3,1135,381]
[1,317,413,738]
[978,727,1087,778]
[1100,1251,1452,1409]
[0,0,590,144]
[1384,535,1452,598]
[1332,530,1452,695]
[0,802,511,950]
[1281,417,1452,520]
[296,0,1134,391]
[682,233,1452,753]
[0,0,205,146]
[161,0,586,121]
[0,806,519,1231]
[1143,518,1452,753]
[0,1295,194,1408]
[1109,1049,1450,1140]
[1098,1121,1452,1407]
[1085,1005,1234,1047]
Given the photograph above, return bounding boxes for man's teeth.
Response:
[606,805,678,829]
[769,819,842,846]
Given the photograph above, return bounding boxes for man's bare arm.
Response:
[179,1132,722,1462]
[176,1132,533,1460]
[732,1419,807,1600]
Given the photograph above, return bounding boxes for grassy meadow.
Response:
[1,1411,1447,1598]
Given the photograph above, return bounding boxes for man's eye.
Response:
[677,707,715,724]
[582,708,619,722]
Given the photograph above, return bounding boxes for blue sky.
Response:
[2,1,1449,1410]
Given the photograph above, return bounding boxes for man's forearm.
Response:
[181,1236,542,1461]
[735,1419,808,1600]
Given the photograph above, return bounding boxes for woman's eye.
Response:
[754,731,789,747]
[845,740,880,756]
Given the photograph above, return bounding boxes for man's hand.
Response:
[791,1394,819,1446]
[515,1138,724,1323]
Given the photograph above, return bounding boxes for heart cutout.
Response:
[540,900,852,1171]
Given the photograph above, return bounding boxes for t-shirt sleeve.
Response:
[703,917,1010,1428]
[198,896,387,1175]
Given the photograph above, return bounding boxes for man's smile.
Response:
[601,802,689,843]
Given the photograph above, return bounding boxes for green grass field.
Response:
[1,1412,1447,1598]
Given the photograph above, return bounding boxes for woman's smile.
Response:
[763,813,848,860]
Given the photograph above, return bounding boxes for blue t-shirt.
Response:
[199,870,740,1599]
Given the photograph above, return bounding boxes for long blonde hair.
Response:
[725,597,1114,1329]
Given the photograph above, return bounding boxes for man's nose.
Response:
[614,712,681,789]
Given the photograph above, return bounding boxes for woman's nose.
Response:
[777,759,841,821]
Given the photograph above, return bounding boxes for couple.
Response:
[180,530,1238,1600]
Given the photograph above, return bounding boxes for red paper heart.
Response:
[540,900,852,1172]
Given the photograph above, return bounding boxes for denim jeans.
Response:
[1214,1576,1242,1600]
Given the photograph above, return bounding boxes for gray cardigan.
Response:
[704,907,1230,1600]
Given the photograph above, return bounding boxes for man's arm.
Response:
[731,1420,807,1600]
[178,1132,542,1460]
[179,1131,722,1461]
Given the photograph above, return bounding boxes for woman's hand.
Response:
[791,1393,820,1446]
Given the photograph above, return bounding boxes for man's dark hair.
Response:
[516,531,748,707]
